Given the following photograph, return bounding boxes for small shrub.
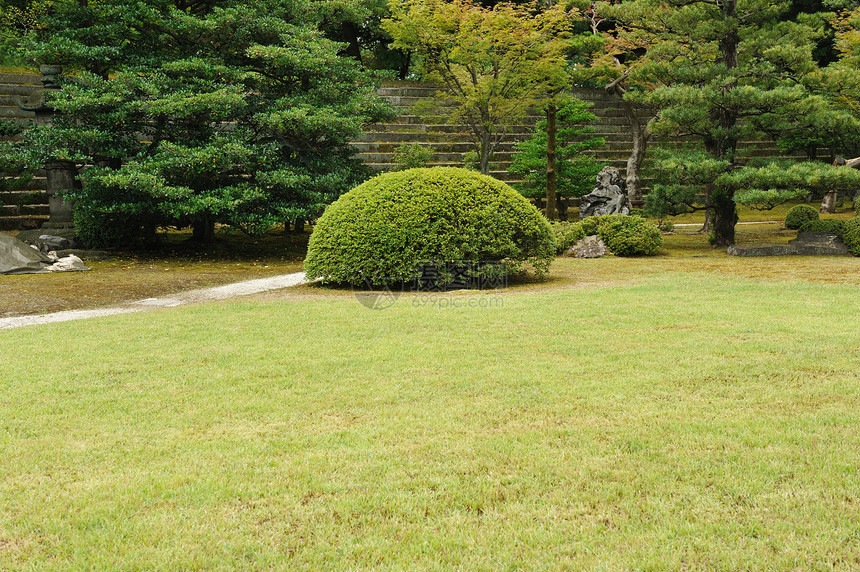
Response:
[73,207,155,249]
[843,217,860,256]
[550,220,586,254]
[798,218,845,236]
[463,151,480,171]
[598,215,663,256]
[305,167,556,287]
[580,215,601,236]
[657,219,674,232]
[393,143,433,171]
[577,215,662,256]
[579,213,626,237]
[785,204,819,229]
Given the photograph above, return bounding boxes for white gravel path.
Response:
[0,271,311,330]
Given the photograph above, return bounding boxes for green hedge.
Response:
[550,221,586,254]
[572,215,662,256]
[843,217,860,256]
[73,207,156,249]
[304,168,556,287]
[798,218,846,236]
[597,215,663,256]
[785,204,819,230]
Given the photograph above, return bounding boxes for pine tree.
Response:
[599,0,848,245]
[17,0,394,243]
[508,99,605,209]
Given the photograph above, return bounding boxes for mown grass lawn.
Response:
[1,268,859,569]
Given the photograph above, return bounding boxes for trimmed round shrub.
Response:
[304,167,556,287]
[550,220,586,254]
[843,217,860,256]
[798,218,846,236]
[597,215,663,256]
[785,204,819,230]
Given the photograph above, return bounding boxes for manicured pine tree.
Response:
[598,0,847,245]
[18,0,394,244]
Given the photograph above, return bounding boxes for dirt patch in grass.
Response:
[0,228,307,318]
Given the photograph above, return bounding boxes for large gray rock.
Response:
[579,167,631,219]
[789,232,850,255]
[727,232,850,256]
[727,243,799,256]
[0,233,52,274]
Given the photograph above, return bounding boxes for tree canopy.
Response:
[383,0,572,175]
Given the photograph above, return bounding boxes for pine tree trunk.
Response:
[545,103,558,221]
[820,191,837,214]
[711,193,737,247]
[709,0,740,247]
[192,214,215,242]
[621,100,646,202]
[606,77,648,202]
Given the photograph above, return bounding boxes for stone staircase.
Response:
[0,74,800,230]
[355,83,658,184]
[0,72,47,230]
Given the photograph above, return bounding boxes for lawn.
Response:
[1,253,859,568]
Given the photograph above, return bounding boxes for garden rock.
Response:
[1,233,52,274]
[728,232,849,256]
[44,254,90,272]
[579,167,631,219]
[789,232,849,255]
[565,235,607,258]
[33,234,77,253]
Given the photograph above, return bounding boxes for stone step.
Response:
[0,106,36,119]
[377,86,439,97]
[357,128,622,143]
[365,123,535,134]
[0,94,30,106]
[351,141,522,153]
[391,114,539,126]
[0,214,48,231]
[0,189,48,204]
[1,177,47,191]
[0,73,41,84]
[356,152,518,165]
[0,203,50,216]
[0,83,41,97]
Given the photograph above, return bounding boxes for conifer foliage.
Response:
[20,0,394,242]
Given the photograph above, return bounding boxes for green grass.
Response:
[2,272,859,569]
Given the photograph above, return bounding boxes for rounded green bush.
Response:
[304,168,556,287]
[785,204,819,230]
[578,215,662,256]
[597,215,663,256]
[843,217,860,256]
[798,218,845,236]
[550,220,586,254]
[580,216,601,236]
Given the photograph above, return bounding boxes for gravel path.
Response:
[0,272,311,330]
